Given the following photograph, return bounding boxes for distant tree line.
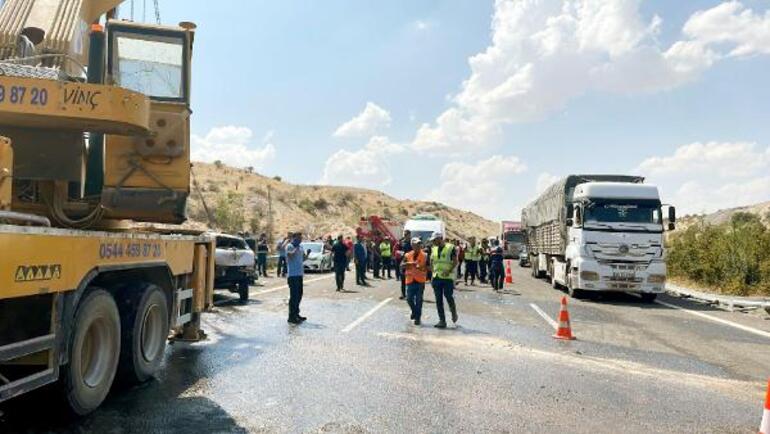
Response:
[667,212,770,296]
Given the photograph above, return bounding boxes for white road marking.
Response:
[654,298,770,340]
[256,274,335,295]
[214,274,336,305]
[342,298,393,333]
[529,303,558,330]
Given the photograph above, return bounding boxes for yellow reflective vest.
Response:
[379,241,392,258]
[431,243,455,280]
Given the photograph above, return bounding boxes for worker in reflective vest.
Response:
[402,237,427,325]
[464,237,481,286]
[379,239,393,279]
[430,232,459,328]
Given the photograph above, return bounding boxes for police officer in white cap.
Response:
[429,232,459,328]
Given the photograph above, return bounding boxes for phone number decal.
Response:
[0,85,48,106]
[99,242,162,259]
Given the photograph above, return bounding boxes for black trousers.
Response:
[288,276,303,319]
[355,261,367,285]
[479,259,487,283]
[490,266,504,290]
[381,257,392,278]
[373,257,381,277]
[464,260,478,284]
[257,253,268,277]
[277,257,287,277]
[334,262,346,290]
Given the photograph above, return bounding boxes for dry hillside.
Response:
[185,162,498,241]
[675,201,770,231]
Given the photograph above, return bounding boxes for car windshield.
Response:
[216,237,247,249]
[584,200,661,225]
[409,230,434,243]
[301,243,323,254]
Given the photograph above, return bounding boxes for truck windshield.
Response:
[504,232,524,243]
[111,31,186,100]
[584,200,661,224]
[409,231,434,244]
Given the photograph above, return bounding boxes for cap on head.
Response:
[411,237,422,245]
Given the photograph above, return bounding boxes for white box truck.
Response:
[404,214,446,244]
[521,175,675,302]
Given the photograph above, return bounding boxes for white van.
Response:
[404,214,446,243]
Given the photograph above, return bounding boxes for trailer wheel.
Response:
[119,284,169,384]
[238,280,250,303]
[63,288,121,416]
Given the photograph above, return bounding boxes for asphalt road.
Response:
[2,265,769,433]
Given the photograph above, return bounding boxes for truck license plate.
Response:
[613,271,635,281]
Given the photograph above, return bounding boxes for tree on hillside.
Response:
[213,191,245,233]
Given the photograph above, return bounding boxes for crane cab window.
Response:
[108,24,188,102]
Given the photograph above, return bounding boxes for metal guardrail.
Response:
[666,283,770,313]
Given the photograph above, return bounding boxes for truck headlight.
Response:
[647,274,666,283]
[580,271,600,281]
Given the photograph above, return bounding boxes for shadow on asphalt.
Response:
[0,322,264,433]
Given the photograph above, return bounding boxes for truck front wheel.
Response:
[63,288,121,416]
[119,284,169,384]
[565,265,584,299]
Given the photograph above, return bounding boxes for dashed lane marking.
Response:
[213,274,336,306]
[342,297,393,333]
[255,274,336,295]
[653,298,770,340]
[529,303,558,330]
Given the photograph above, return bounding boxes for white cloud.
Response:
[191,126,276,170]
[333,102,392,138]
[637,141,770,215]
[683,2,770,57]
[411,0,770,154]
[426,155,527,220]
[535,172,561,195]
[319,136,404,188]
[413,19,436,31]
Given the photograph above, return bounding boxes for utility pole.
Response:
[267,185,274,245]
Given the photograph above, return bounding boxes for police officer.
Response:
[430,232,459,328]
[479,238,489,284]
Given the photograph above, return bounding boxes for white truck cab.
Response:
[523,175,675,302]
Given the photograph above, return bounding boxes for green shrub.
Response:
[667,213,770,296]
[212,191,245,233]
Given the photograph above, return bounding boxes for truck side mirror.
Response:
[668,206,676,223]
[566,204,574,219]
[566,218,574,227]
[668,222,676,231]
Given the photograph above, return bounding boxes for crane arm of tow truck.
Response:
[0,0,125,75]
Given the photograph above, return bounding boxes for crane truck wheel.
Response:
[63,288,121,416]
[118,284,169,384]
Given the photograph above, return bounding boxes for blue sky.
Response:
[133,1,770,220]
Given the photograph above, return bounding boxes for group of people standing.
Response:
[454,236,507,291]
[275,229,510,329]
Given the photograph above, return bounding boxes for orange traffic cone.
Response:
[760,378,770,434]
[553,296,576,340]
[504,260,513,285]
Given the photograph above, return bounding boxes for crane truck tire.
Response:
[118,283,169,384]
[63,288,121,416]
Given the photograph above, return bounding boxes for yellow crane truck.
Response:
[0,0,215,415]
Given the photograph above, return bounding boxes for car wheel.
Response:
[238,281,250,303]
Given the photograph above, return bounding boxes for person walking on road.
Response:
[479,238,489,284]
[276,233,289,277]
[284,232,308,324]
[379,238,393,279]
[344,236,354,271]
[398,230,412,300]
[464,237,481,286]
[402,237,427,325]
[256,234,269,278]
[371,239,381,278]
[430,232,459,328]
[331,235,349,291]
[489,239,505,291]
[354,236,368,286]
